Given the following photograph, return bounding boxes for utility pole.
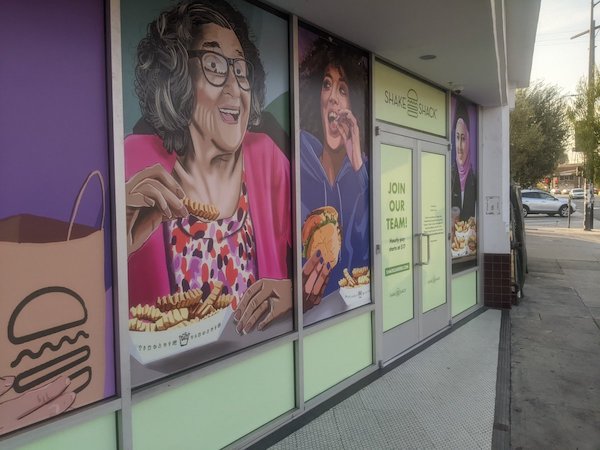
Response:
[571,0,599,230]
[586,0,596,230]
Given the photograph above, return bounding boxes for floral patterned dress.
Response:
[166,178,257,305]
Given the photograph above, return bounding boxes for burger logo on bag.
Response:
[8,286,93,394]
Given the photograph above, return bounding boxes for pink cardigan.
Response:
[125,132,291,307]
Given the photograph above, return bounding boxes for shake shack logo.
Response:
[407,89,418,118]
[384,88,438,120]
[179,331,190,346]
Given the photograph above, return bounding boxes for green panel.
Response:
[452,271,478,317]
[15,414,116,450]
[380,144,414,331]
[304,313,372,401]
[420,152,447,312]
[132,343,295,450]
[374,61,447,136]
[264,93,290,136]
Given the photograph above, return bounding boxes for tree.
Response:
[510,82,569,187]
[568,74,600,185]
[569,72,600,230]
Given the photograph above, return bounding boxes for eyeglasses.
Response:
[188,50,253,91]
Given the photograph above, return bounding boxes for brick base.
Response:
[483,253,513,308]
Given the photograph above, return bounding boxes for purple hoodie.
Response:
[300,130,370,296]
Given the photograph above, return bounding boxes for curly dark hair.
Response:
[299,33,368,152]
[135,0,266,155]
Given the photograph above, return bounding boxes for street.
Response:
[524,197,600,230]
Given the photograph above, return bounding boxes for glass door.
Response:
[377,130,449,362]
[379,136,418,359]
[418,142,449,338]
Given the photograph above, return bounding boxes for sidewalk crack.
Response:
[573,288,600,331]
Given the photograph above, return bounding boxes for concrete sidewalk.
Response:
[258,225,600,450]
[266,309,501,450]
[511,227,600,449]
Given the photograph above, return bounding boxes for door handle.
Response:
[422,233,431,265]
[414,233,422,266]
[414,233,430,266]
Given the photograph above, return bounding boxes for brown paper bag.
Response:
[0,171,107,419]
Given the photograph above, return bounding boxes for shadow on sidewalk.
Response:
[510,227,600,449]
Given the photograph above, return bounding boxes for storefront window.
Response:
[450,96,478,273]
[298,24,372,327]
[1,0,114,436]
[121,0,293,387]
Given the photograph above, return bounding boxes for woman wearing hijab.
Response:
[451,100,476,221]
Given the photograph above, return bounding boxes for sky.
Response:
[530,0,597,97]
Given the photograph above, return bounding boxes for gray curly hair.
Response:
[135,0,266,155]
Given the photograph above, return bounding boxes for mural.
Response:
[298,25,371,326]
[450,96,478,271]
[0,0,113,436]
[122,0,293,386]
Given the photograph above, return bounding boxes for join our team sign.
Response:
[380,144,414,330]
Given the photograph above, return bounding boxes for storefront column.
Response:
[481,104,513,308]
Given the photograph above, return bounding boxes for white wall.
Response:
[480,105,511,254]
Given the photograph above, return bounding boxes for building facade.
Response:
[1,0,539,448]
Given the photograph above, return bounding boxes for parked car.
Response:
[550,188,561,195]
[570,188,584,199]
[521,189,576,217]
[561,188,570,195]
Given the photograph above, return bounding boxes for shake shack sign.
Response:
[375,60,447,137]
[384,88,438,120]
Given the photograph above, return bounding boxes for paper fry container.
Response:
[339,284,371,308]
[130,307,233,364]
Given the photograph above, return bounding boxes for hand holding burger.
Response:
[302,251,331,312]
[301,207,342,311]
[302,206,341,266]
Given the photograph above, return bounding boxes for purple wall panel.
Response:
[1,0,109,234]
[1,0,115,397]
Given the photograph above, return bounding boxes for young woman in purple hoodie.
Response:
[299,33,370,309]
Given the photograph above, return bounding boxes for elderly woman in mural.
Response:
[451,99,477,222]
[299,32,370,313]
[125,0,292,337]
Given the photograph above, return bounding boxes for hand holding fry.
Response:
[126,164,188,255]
[337,109,363,172]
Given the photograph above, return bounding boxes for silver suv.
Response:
[521,189,576,217]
